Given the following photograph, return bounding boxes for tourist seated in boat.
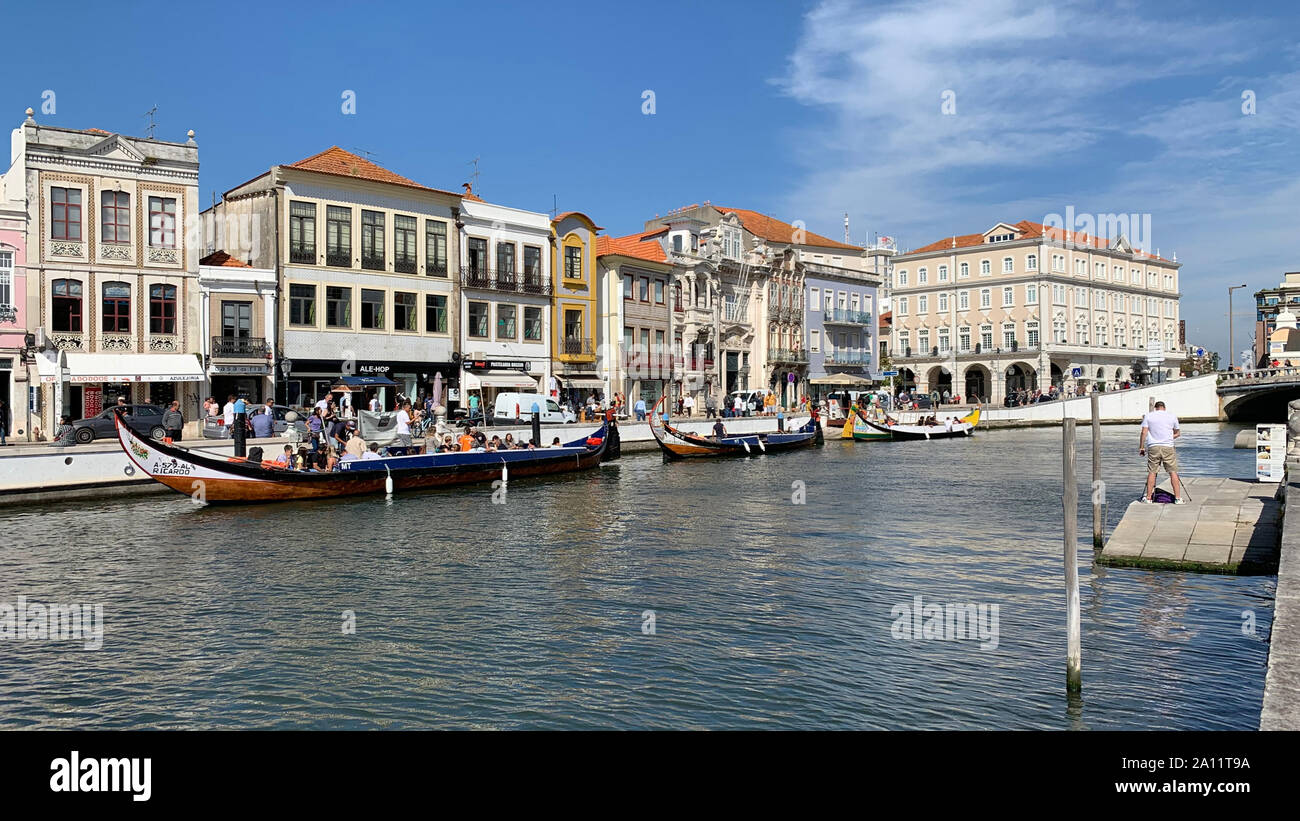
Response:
[275,445,293,467]
[503,433,516,449]
[362,442,382,460]
[550,437,562,447]
[487,435,502,452]
[712,419,726,439]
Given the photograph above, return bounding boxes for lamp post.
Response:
[1228,284,1247,371]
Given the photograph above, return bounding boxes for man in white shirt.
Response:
[368,394,381,412]
[394,401,412,448]
[1139,401,1183,503]
[222,395,236,427]
[683,394,695,417]
[315,394,330,413]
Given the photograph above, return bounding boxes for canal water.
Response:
[0,422,1273,729]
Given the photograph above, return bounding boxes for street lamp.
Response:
[1228,284,1247,371]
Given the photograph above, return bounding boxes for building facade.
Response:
[8,110,204,433]
[457,188,553,409]
[198,252,277,403]
[1253,272,1300,369]
[595,231,674,408]
[803,263,880,401]
[0,155,30,439]
[202,147,462,411]
[890,220,1184,403]
[550,212,600,405]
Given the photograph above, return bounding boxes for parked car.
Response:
[201,405,309,439]
[72,404,166,444]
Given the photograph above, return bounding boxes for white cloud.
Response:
[775,0,1294,356]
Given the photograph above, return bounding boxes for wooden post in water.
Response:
[1063,418,1083,693]
[1091,393,1102,549]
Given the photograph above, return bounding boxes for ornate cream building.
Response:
[890,220,1183,403]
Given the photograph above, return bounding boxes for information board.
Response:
[1256,423,1285,482]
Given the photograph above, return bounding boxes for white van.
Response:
[492,393,577,425]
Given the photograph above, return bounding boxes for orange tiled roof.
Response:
[908,220,1170,262]
[287,146,459,196]
[715,207,862,251]
[86,128,111,134]
[200,251,251,268]
[597,230,668,264]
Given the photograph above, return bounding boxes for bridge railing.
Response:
[1217,367,1300,387]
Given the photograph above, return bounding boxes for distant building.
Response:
[596,230,674,409]
[198,252,277,404]
[1253,272,1300,368]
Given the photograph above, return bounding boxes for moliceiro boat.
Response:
[840,405,892,441]
[114,409,618,504]
[648,396,823,460]
[860,407,981,441]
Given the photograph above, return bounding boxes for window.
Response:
[327,206,352,266]
[394,215,417,274]
[1131,268,1140,284]
[1026,284,1038,304]
[289,284,316,326]
[897,269,908,286]
[979,289,991,309]
[466,237,488,274]
[938,265,948,282]
[1053,284,1066,304]
[496,304,517,339]
[825,291,833,312]
[918,267,928,284]
[1027,254,1037,271]
[424,294,447,334]
[565,309,584,344]
[1098,323,1108,346]
[674,282,683,311]
[1053,254,1064,272]
[325,286,352,328]
[654,279,665,304]
[100,191,130,244]
[1026,322,1039,348]
[148,196,176,248]
[524,306,543,340]
[959,327,971,351]
[222,300,251,338]
[1095,290,1105,308]
[394,291,417,331]
[897,297,908,315]
[918,295,928,313]
[810,287,820,310]
[722,226,742,259]
[1003,257,1013,273]
[0,251,12,306]
[496,242,515,281]
[1002,286,1014,307]
[918,330,929,353]
[51,187,82,241]
[672,235,683,253]
[1053,319,1067,343]
[1003,323,1016,348]
[289,201,316,263]
[1096,262,1105,278]
[426,220,448,275]
[1075,258,1086,275]
[898,331,910,355]
[1164,299,1173,317]
[523,246,542,286]
[360,289,385,329]
[623,275,633,299]
[361,210,385,270]
[979,325,992,349]
[810,329,820,352]
[101,282,131,333]
[467,301,490,337]
[959,262,969,278]
[980,260,991,276]
[1076,320,1089,345]
[958,290,969,310]
[938,292,949,312]
[938,328,950,352]
[564,245,583,279]
[1116,325,1126,347]
[149,284,176,334]
[639,277,650,302]
[988,232,1015,242]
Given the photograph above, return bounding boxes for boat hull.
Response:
[648,398,822,460]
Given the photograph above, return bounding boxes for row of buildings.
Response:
[0,108,1186,438]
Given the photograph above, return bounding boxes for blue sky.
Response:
[5,0,1296,361]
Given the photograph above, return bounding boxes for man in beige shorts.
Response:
[1139,401,1184,503]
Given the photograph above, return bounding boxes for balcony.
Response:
[823,309,873,326]
[461,268,552,295]
[767,348,809,364]
[361,254,385,272]
[212,335,270,358]
[394,257,417,274]
[825,351,872,366]
[561,337,595,358]
[326,251,351,267]
[289,246,316,265]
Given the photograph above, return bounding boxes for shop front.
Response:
[461,358,543,416]
[210,362,272,405]
[284,358,458,412]
[35,352,204,425]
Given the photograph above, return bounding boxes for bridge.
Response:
[1217,367,1300,422]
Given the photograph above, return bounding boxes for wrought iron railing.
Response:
[394,258,417,274]
[212,335,269,357]
[326,251,351,267]
[289,247,315,265]
[561,338,595,357]
[767,348,809,364]
[461,268,553,295]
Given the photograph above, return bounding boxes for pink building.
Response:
[0,189,29,441]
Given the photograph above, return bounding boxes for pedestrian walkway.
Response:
[1097,477,1281,574]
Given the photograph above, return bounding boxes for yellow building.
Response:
[551,212,602,404]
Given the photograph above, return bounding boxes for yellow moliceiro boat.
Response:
[840,404,892,441]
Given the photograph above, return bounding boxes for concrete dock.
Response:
[1097,477,1281,574]
[1262,481,1300,729]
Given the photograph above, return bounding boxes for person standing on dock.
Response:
[1139,401,1184,504]
[163,401,184,441]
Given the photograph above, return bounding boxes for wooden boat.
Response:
[839,405,891,441]
[860,407,980,441]
[113,409,618,504]
[647,396,823,460]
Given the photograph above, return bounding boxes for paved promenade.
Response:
[1097,477,1280,573]
[1262,481,1300,729]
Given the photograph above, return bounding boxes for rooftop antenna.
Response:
[552,194,558,219]
[143,104,158,139]
[467,156,481,196]
[351,147,378,161]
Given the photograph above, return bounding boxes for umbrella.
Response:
[432,372,444,408]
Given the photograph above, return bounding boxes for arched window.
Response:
[959,262,969,278]
[102,281,131,333]
[52,279,83,332]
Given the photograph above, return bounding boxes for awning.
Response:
[563,378,605,389]
[35,354,60,384]
[333,375,398,388]
[63,353,204,384]
[475,372,540,390]
[810,373,874,386]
